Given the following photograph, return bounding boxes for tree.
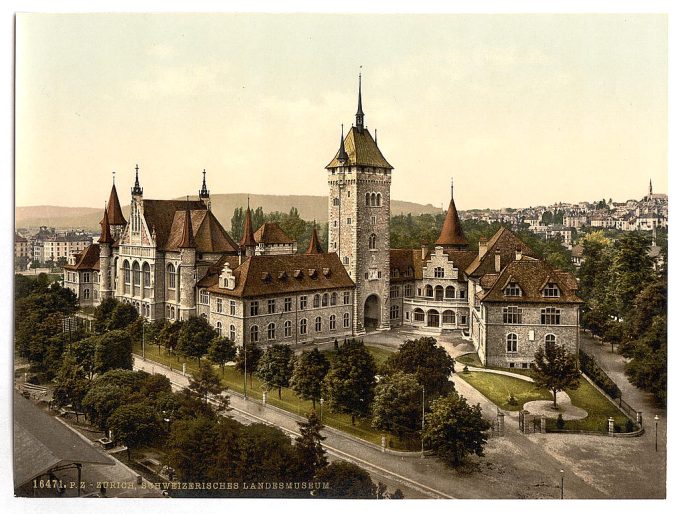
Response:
[423,392,491,467]
[93,297,119,333]
[67,335,98,379]
[94,329,133,373]
[230,207,245,242]
[177,316,215,366]
[188,364,229,411]
[609,232,654,319]
[81,382,129,431]
[108,403,161,460]
[531,344,581,409]
[107,303,139,330]
[167,416,224,483]
[256,344,294,399]
[234,342,263,387]
[52,353,89,419]
[236,423,301,486]
[295,412,327,480]
[322,339,376,425]
[290,348,330,408]
[158,319,183,355]
[371,372,422,438]
[383,337,454,401]
[207,336,237,374]
[314,461,375,499]
[625,316,667,405]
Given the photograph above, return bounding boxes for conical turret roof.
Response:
[306,224,324,254]
[436,196,468,248]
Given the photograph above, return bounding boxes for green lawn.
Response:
[133,341,416,450]
[458,371,552,410]
[455,352,483,367]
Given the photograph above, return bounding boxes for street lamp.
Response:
[421,386,425,459]
[654,415,659,452]
[320,398,324,423]
[142,319,145,360]
[560,469,564,499]
[243,342,247,400]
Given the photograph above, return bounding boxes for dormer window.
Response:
[261,272,272,283]
[504,282,522,297]
[293,269,302,279]
[278,271,288,280]
[322,267,331,277]
[391,268,399,278]
[543,282,561,298]
[308,269,318,279]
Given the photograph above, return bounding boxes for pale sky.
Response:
[15,13,667,210]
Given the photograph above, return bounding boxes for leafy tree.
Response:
[236,423,302,487]
[188,364,229,411]
[94,329,133,373]
[177,316,215,366]
[256,344,294,399]
[146,319,168,354]
[295,412,327,480]
[168,416,227,483]
[159,319,184,355]
[68,336,98,379]
[625,316,667,405]
[107,303,139,331]
[234,342,263,387]
[322,339,376,425]
[371,371,422,438]
[314,461,375,499]
[532,344,580,409]
[82,382,129,431]
[207,336,237,374]
[423,392,491,467]
[290,348,330,408]
[93,297,119,333]
[541,210,554,225]
[383,337,454,401]
[230,206,245,242]
[52,353,90,419]
[608,232,654,318]
[108,403,161,460]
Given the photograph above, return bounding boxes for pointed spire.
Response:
[356,69,364,131]
[338,124,348,163]
[179,196,196,248]
[436,179,468,249]
[374,128,377,145]
[239,198,256,248]
[306,221,324,254]
[649,178,653,196]
[199,169,210,199]
[98,203,113,244]
[131,164,143,196]
[107,177,127,226]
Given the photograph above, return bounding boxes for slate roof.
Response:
[326,126,393,169]
[465,227,537,278]
[479,257,581,304]
[436,197,468,248]
[63,244,100,271]
[13,391,114,488]
[207,253,354,298]
[254,222,295,245]
[107,184,127,226]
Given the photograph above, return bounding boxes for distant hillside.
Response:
[15,194,441,231]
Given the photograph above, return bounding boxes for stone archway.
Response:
[363,294,381,332]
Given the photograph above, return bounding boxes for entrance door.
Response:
[364,295,381,331]
[427,309,440,327]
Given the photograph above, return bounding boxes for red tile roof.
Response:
[465,227,537,278]
[326,126,393,169]
[436,197,468,248]
[254,222,295,245]
[63,243,100,271]
[207,253,354,298]
[107,184,127,226]
[389,249,423,282]
[239,207,256,247]
[161,207,238,253]
[98,207,113,244]
[178,203,196,249]
[305,225,324,254]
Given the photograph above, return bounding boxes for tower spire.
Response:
[436,179,468,249]
[649,178,653,196]
[306,221,324,254]
[98,203,113,244]
[239,198,256,249]
[338,124,348,163]
[131,163,143,196]
[450,177,454,201]
[199,169,210,199]
[356,69,364,131]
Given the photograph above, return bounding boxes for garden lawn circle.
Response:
[523,391,588,420]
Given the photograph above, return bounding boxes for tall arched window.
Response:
[250,325,259,343]
[376,193,382,206]
[167,263,176,289]
[216,321,222,337]
[545,334,556,352]
[343,312,350,328]
[132,261,140,295]
[284,320,292,337]
[142,262,151,288]
[123,260,131,293]
[330,292,337,306]
[313,294,320,308]
[435,285,444,301]
[300,318,308,335]
[368,233,377,250]
[506,333,518,353]
[365,193,370,206]
[315,316,322,332]
[370,193,376,206]
[229,325,236,341]
[322,293,329,307]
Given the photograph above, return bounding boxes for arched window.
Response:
[142,262,151,288]
[313,294,320,308]
[284,320,292,337]
[322,293,329,307]
[425,285,433,297]
[343,312,350,328]
[376,193,382,206]
[123,260,131,293]
[250,325,259,343]
[427,309,440,327]
[445,286,455,298]
[435,285,444,301]
[370,193,376,206]
[443,310,455,324]
[315,316,322,332]
[267,323,276,340]
[330,292,337,306]
[132,261,140,295]
[365,193,370,206]
[506,333,518,353]
[545,334,556,352]
[330,314,336,330]
[229,325,236,341]
[166,305,170,319]
[216,321,222,337]
[368,233,377,250]
[300,318,308,335]
[414,308,425,322]
[170,306,175,319]
[167,263,176,289]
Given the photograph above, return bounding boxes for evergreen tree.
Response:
[230,206,244,242]
[188,364,229,411]
[295,412,327,481]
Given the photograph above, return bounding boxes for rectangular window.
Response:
[230,300,236,315]
[216,298,223,313]
[404,284,413,297]
[343,291,351,305]
[347,218,352,225]
[502,306,523,324]
[250,301,259,316]
[390,286,400,299]
[541,308,561,325]
[300,296,307,310]
[200,289,209,305]
[268,299,276,314]
[284,297,292,312]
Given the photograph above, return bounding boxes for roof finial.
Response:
[356,67,364,132]
[132,164,143,196]
[112,171,116,185]
[199,169,210,199]
[451,177,454,200]
[374,128,377,145]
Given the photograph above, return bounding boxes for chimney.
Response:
[515,245,523,261]
[421,242,428,261]
[479,237,488,259]
[494,249,501,273]
[238,249,242,266]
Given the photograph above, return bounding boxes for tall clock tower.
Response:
[326,76,392,334]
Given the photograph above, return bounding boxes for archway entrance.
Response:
[364,295,381,331]
[427,309,440,328]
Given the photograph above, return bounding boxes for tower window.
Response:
[347,218,352,225]
[368,233,377,250]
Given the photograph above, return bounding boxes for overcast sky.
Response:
[15,13,667,210]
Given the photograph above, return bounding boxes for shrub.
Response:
[556,413,565,430]
[625,419,635,433]
[507,394,518,406]
[579,350,621,399]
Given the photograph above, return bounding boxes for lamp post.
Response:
[560,469,564,499]
[654,415,659,452]
[320,398,324,423]
[142,319,145,360]
[421,386,425,459]
[243,341,247,400]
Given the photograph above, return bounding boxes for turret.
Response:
[107,172,127,240]
[239,198,257,257]
[98,205,113,299]
[306,222,324,254]
[178,198,197,320]
[435,178,468,249]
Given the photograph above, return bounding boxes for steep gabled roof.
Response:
[326,126,393,169]
[305,225,324,254]
[465,227,537,278]
[142,199,206,249]
[107,184,127,226]
[194,210,239,253]
[389,249,423,282]
[207,253,354,298]
[239,207,256,248]
[254,222,295,245]
[63,243,100,271]
[436,197,468,248]
[98,207,113,244]
[480,257,581,304]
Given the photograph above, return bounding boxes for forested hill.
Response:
[16,194,440,231]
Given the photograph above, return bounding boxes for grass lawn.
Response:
[455,352,482,367]
[133,341,417,450]
[458,371,552,411]
[555,377,630,433]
